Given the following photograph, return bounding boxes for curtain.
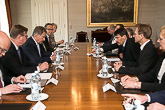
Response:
[0,0,10,36]
[5,0,12,31]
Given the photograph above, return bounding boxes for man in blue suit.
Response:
[22,26,56,65]
[1,25,49,85]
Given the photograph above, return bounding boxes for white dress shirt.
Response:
[157,59,165,84]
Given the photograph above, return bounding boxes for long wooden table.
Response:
[1,43,124,110]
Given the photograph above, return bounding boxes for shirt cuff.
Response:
[146,94,151,102]
[50,56,52,61]
[36,66,40,72]
[11,77,15,84]
[100,48,104,52]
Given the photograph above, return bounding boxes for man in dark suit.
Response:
[22,26,56,64]
[93,24,126,54]
[113,28,140,65]
[114,24,158,75]
[42,23,54,52]
[0,31,26,95]
[122,90,165,109]
[1,25,49,85]
[120,31,165,92]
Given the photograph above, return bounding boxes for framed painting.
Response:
[87,0,139,27]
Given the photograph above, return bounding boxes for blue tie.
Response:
[122,46,125,52]
[17,48,22,64]
[37,44,41,57]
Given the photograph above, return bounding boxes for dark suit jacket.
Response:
[22,37,52,64]
[118,40,158,75]
[103,34,114,46]
[103,43,119,53]
[137,52,165,92]
[148,90,165,104]
[0,58,12,86]
[1,42,38,85]
[43,35,54,52]
[120,38,140,66]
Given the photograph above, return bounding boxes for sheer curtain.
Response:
[0,0,9,36]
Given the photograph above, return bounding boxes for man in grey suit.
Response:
[114,24,158,75]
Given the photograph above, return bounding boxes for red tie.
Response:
[0,78,3,88]
[49,37,52,48]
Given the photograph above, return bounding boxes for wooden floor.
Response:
[1,43,124,110]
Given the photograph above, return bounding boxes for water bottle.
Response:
[133,100,144,110]
[31,73,39,101]
[135,105,145,110]
[93,38,96,48]
[70,36,73,45]
[102,57,108,76]
[65,42,68,50]
[95,44,99,56]
[55,49,60,64]
[35,71,41,93]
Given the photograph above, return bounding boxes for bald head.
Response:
[0,31,11,57]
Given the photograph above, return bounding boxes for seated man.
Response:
[125,27,134,38]
[114,24,158,75]
[52,23,64,47]
[94,24,126,53]
[122,90,165,109]
[1,25,49,85]
[113,28,140,66]
[22,26,56,64]
[120,31,165,92]
[0,31,26,95]
[99,24,116,47]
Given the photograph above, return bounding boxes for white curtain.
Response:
[0,0,9,37]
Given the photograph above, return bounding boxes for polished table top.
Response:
[1,43,124,110]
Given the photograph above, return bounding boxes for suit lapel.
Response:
[10,42,23,65]
[30,37,41,57]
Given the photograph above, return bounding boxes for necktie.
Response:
[122,46,125,51]
[0,77,3,88]
[122,46,125,60]
[17,48,22,64]
[49,37,52,48]
[37,44,41,57]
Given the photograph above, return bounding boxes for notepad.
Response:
[25,73,52,80]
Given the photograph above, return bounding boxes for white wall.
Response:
[10,0,165,45]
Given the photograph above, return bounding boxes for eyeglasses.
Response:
[0,46,8,54]
[20,34,28,38]
[47,29,53,30]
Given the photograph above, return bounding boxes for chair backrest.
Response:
[91,30,112,42]
[75,31,89,42]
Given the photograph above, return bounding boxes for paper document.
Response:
[30,101,46,110]
[17,83,31,88]
[107,58,120,62]
[25,73,52,80]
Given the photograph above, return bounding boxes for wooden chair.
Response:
[91,30,112,42]
[75,31,89,42]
